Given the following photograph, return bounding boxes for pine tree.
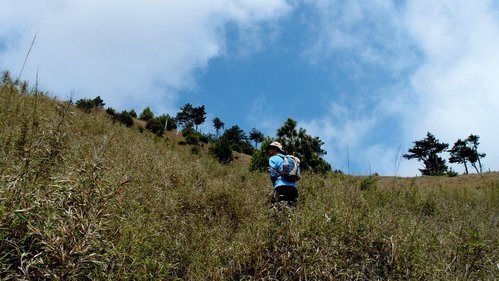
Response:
[139,107,154,122]
[449,139,471,174]
[192,105,206,132]
[249,128,265,148]
[466,134,486,174]
[212,117,224,138]
[403,132,449,176]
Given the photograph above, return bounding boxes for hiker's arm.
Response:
[269,157,280,184]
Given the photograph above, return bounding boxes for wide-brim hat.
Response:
[267,141,284,153]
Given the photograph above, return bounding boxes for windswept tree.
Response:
[466,134,486,173]
[249,128,265,148]
[212,117,225,138]
[93,96,105,109]
[448,134,486,174]
[449,139,472,174]
[403,132,449,176]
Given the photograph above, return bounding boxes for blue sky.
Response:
[1,0,498,176]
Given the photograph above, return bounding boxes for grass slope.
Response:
[1,85,498,280]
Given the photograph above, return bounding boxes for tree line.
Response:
[73,94,332,173]
[403,132,486,176]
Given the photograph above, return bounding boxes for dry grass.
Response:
[1,82,498,280]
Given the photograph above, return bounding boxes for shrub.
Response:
[447,168,459,177]
[105,107,116,116]
[75,98,95,113]
[75,96,105,113]
[210,139,233,164]
[185,133,199,145]
[360,176,378,191]
[190,145,200,155]
[116,110,134,127]
[145,119,163,135]
[249,149,268,172]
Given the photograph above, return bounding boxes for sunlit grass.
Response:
[1,82,497,280]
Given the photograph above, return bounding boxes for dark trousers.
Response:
[272,186,298,206]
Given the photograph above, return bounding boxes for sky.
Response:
[1,0,498,176]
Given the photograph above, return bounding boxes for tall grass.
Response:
[1,82,498,280]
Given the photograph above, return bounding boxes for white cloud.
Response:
[300,102,378,174]
[404,0,499,173]
[299,0,499,175]
[0,0,291,112]
[302,0,418,75]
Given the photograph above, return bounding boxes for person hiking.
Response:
[267,141,299,207]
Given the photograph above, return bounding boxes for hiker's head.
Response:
[267,141,284,156]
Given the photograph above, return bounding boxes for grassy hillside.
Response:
[1,84,498,280]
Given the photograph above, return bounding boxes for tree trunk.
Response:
[471,162,479,174]
[463,160,469,174]
[477,157,483,174]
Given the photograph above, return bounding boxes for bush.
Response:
[145,119,163,135]
[249,149,268,172]
[75,96,105,113]
[116,111,134,127]
[210,139,233,164]
[360,176,378,191]
[185,133,199,145]
[447,168,459,177]
[190,145,200,155]
[75,98,95,113]
[105,107,116,116]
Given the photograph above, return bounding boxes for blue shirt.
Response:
[269,154,298,189]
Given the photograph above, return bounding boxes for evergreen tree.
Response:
[222,125,254,154]
[116,110,134,127]
[139,107,154,121]
[249,128,265,148]
[250,118,331,173]
[403,132,449,176]
[276,118,299,153]
[192,105,206,132]
[93,96,105,109]
[212,117,224,138]
[105,107,116,116]
[176,103,206,132]
[466,134,486,174]
[449,139,471,174]
[249,137,274,172]
[75,98,96,113]
[276,118,330,172]
[155,114,177,131]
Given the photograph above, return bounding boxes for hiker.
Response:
[267,141,300,207]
